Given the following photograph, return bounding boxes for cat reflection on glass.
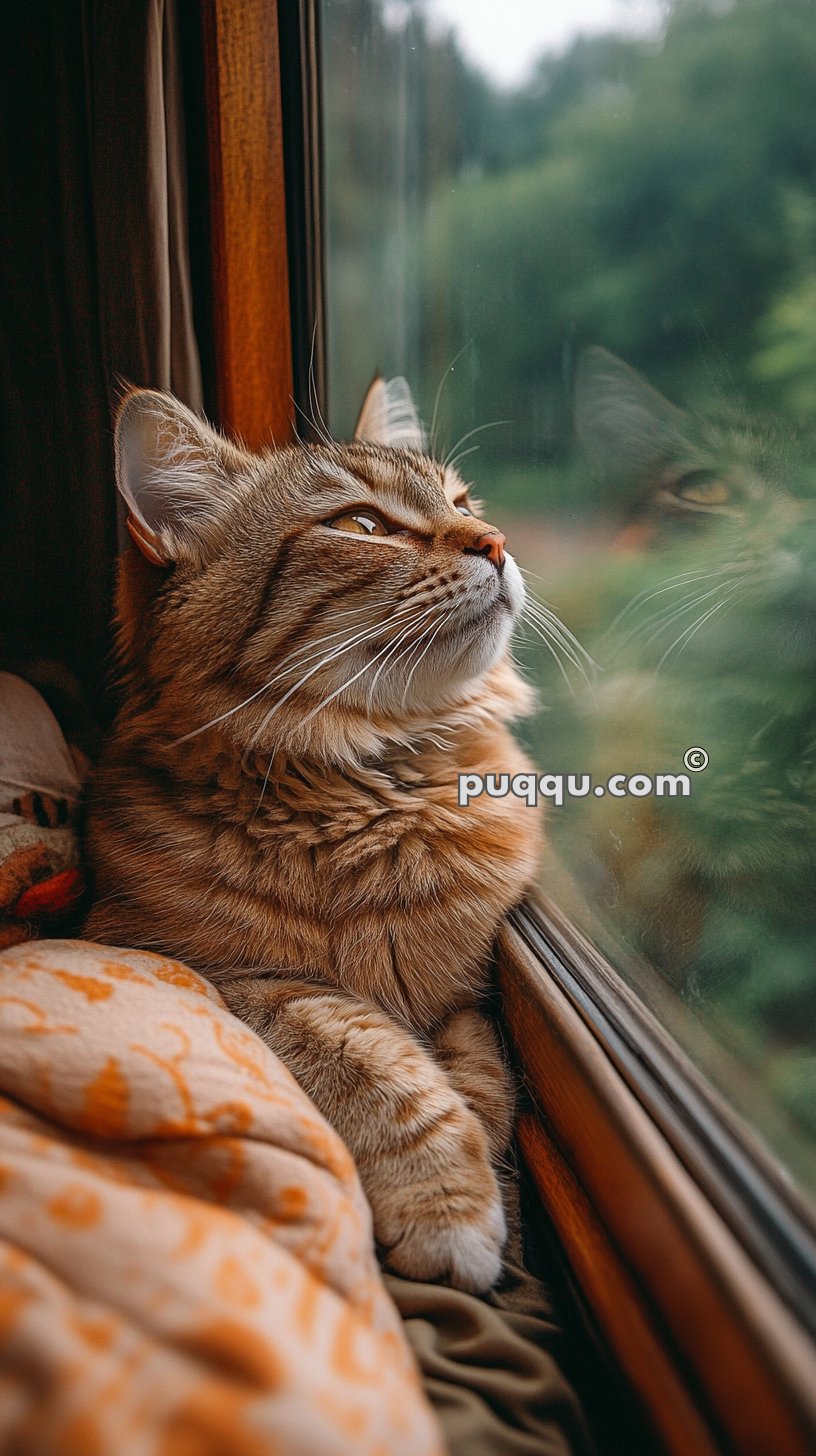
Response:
[545,350,816,1142]
[85,376,557,1292]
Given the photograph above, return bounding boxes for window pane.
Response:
[320,0,816,1195]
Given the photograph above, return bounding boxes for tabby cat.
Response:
[85,379,542,1292]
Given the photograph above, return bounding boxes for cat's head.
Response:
[559,350,816,904]
[573,347,816,677]
[113,379,529,763]
[574,345,813,529]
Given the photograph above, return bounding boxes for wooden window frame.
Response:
[501,902,816,1454]
[201,0,293,447]
[199,0,325,450]
[199,4,816,1450]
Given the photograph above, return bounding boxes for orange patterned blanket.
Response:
[0,940,443,1456]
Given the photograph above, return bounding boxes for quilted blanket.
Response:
[0,939,443,1455]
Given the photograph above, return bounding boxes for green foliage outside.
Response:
[325,0,816,485]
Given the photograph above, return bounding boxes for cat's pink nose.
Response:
[465,531,506,571]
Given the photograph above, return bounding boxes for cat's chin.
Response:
[376,600,517,714]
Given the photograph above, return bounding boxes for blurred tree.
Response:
[750,192,816,414]
[416,0,816,483]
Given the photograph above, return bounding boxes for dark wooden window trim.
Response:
[199,0,323,448]
[201,0,294,447]
[511,898,816,1329]
[501,903,816,1455]
[277,0,326,433]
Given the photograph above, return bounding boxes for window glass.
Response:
[321,0,816,1195]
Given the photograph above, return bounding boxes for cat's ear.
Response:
[353,375,426,451]
[574,347,688,479]
[115,390,249,564]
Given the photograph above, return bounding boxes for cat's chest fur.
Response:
[87,724,541,1030]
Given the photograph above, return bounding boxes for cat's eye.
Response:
[672,471,730,507]
[327,510,389,536]
[455,503,472,516]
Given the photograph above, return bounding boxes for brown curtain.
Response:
[0,0,203,712]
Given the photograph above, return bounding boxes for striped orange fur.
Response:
[85,379,542,1291]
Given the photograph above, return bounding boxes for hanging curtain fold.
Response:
[0,0,203,709]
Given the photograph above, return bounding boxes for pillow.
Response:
[0,673,85,946]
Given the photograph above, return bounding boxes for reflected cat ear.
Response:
[115,390,249,564]
[574,347,688,480]
[353,375,427,451]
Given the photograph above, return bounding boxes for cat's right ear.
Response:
[115,389,249,565]
[574,347,688,480]
[353,376,426,451]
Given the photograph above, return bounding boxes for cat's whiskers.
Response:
[445,445,482,474]
[400,611,453,706]
[269,603,400,667]
[286,404,305,446]
[175,600,425,747]
[429,384,445,464]
[374,608,448,714]
[430,342,471,460]
[248,602,434,748]
[307,320,333,447]
[518,602,582,666]
[441,419,511,472]
[627,593,727,657]
[365,605,443,710]
[173,605,388,745]
[642,580,740,638]
[603,565,734,639]
[292,396,330,447]
[294,603,442,732]
[655,577,750,674]
[519,568,578,620]
[517,614,577,692]
[269,597,431,673]
[522,598,596,671]
[252,603,443,814]
[518,569,599,675]
[613,574,741,656]
[518,603,595,694]
[519,598,596,691]
[327,599,393,618]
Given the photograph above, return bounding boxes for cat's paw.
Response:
[383,1180,506,1293]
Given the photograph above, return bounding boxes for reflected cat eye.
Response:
[327,510,390,536]
[672,471,730,507]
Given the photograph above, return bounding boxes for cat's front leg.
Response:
[222,975,506,1293]
[432,1007,515,1162]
